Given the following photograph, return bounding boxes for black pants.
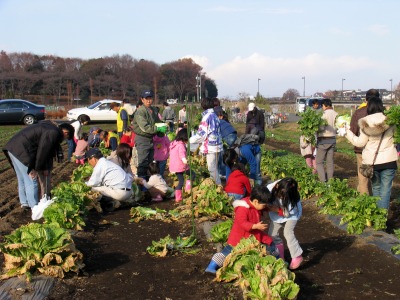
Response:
[135,134,154,178]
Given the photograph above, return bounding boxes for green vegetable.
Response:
[335,114,351,129]
[297,108,327,146]
[209,220,233,243]
[384,105,400,143]
[147,234,199,257]
[43,200,86,230]
[0,223,84,279]
[391,229,400,255]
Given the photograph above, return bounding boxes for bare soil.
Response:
[1,139,400,300]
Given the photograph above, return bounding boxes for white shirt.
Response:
[86,158,132,189]
[142,174,169,193]
[178,109,187,123]
[71,120,82,140]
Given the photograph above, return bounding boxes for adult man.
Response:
[110,102,129,137]
[245,102,265,144]
[131,90,161,181]
[349,89,379,194]
[178,105,187,123]
[85,148,133,210]
[3,121,74,209]
[316,99,338,182]
[312,99,322,111]
[162,101,176,132]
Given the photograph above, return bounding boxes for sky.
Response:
[0,0,399,99]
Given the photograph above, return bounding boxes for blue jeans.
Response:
[227,192,245,200]
[372,168,396,210]
[67,139,76,161]
[157,160,167,178]
[9,152,39,208]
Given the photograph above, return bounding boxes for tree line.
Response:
[0,51,218,105]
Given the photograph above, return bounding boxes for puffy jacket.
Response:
[346,112,398,165]
[227,198,273,247]
[153,135,170,161]
[300,135,313,157]
[349,105,368,153]
[224,170,251,197]
[169,140,188,173]
[132,106,160,138]
[3,120,63,173]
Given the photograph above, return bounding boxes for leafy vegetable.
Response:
[147,234,199,257]
[209,220,233,243]
[391,229,400,255]
[384,105,400,143]
[335,114,351,129]
[43,200,86,230]
[297,108,327,146]
[0,223,84,280]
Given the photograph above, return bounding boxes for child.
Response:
[153,131,170,178]
[224,162,251,200]
[169,128,195,202]
[205,185,280,274]
[176,122,184,134]
[73,132,89,165]
[88,127,101,148]
[107,143,134,178]
[218,111,237,148]
[136,161,174,202]
[299,135,316,173]
[267,177,303,270]
[120,127,135,148]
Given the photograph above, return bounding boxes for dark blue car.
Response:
[0,99,45,125]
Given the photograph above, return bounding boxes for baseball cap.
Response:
[85,148,103,159]
[248,102,256,111]
[141,90,154,98]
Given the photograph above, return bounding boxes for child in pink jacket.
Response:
[169,128,195,202]
[153,132,170,178]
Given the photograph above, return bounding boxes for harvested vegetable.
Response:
[209,220,233,243]
[335,114,351,129]
[297,108,327,146]
[147,234,199,257]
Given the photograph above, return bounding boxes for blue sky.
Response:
[1,0,399,98]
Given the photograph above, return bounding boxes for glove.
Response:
[337,127,346,137]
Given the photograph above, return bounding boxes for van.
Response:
[295,97,308,115]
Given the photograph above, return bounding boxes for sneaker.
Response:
[289,255,303,270]
[151,194,163,202]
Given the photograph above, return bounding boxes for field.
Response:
[0,121,400,299]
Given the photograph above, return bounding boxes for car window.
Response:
[88,102,101,109]
[0,103,9,110]
[10,102,24,109]
[98,103,110,110]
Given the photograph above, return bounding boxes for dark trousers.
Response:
[135,135,154,178]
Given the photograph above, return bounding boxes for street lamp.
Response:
[301,76,305,97]
[341,78,346,101]
[196,74,200,102]
[257,78,261,98]
[390,79,393,102]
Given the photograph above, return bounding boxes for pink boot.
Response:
[185,180,191,192]
[275,243,285,260]
[175,189,182,202]
[289,255,303,270]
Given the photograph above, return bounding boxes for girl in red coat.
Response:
[224,162,251,200]
[205,185,280,274]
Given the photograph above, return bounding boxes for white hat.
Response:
[248,102,256,111]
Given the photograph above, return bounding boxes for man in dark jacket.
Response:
[245,103,265,144]
[349,89,379,194]
[3,121,74,209]
[131,90,161,180]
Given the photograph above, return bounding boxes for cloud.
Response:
[206,6,302,14]
[206,53,378,98]
[368,24,389,36]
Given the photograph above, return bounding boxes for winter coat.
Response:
[132,105,160,138]
[224,170,251,198]
[318,108,338,138]
[245,108,265,134]
[153,135,170,161]
[169,140,188,173]
[189,108,222,154]
[220,119,237,139]
[162,106,176,121]
[3,120,64,173]
[346,112,398,165]
[300,135,313,157]
[227,198,273,247]
[349,105,368,154]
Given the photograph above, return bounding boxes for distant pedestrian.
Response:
[178,105,187,123]
[110,102,129,137]
[246,102,265,144]
[162,101,176,132]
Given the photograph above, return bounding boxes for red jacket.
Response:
[227,198,273,247]
[224,170,252,197]
[120,133,135,148]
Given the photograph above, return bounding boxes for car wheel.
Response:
[23,115,35,125]
[78,114,90,122]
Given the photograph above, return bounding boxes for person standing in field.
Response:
[3,121,74,209]
[349,89,379,194]
[161,101,176,132]
[315,99,338,182]
[110,102,129,137]
[178,105,187,123]
[131,90,161,183]
[246,102,265,144]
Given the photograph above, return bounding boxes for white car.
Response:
[166,98,178,105]
[67,99,122,122]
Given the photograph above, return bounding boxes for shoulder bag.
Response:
[359,132,384,178]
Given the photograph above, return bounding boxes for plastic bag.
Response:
[31,195,55,220]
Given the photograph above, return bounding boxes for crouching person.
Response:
[205,185,281,274]
[85,148,133,211]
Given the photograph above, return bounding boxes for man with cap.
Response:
[131,90,162,182]
[85,148,133,210]
[110,102,129,137]
[246,102,265,144]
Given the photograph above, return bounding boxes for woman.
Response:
[345,96,397,211]
[107,143,134,178]
[189,97,223,184]
[69,115,90,162]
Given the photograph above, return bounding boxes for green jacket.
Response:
[132,106,160,138]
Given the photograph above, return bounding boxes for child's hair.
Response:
[175,128,188,142]
[156,131,165,137]
[218,110,229,122]
[81,132,88,141]
[177,123,184,129]
[99,130,108,139]
[148,161,160,175]
[271,177,300,209]
[231,162,247,175]
[250,185,272,203]
[223,148,238,169]
[116,143,132,169]
[123,127,133,134]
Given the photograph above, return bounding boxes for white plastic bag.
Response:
[31,195,55,220]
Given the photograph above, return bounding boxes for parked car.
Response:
[166,98,178,105]
[0,99,45,125]
[66,99,122,122]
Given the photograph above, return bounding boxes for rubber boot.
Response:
[185,180,191,192]
[205,261,219,274]
[175,189,182,202]
[276,243,285,260]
